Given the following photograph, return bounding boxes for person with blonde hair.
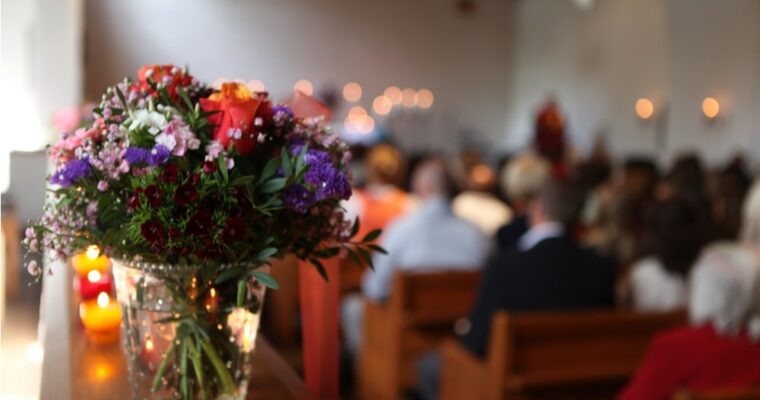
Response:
[495,152,552,249]
[620,243,760,399]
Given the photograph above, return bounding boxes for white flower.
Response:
[129,110,167,135]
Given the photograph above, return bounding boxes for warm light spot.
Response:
[344,117,358,134]
[415,89,434,109]
[210,288,217,298]
[702,97,720,118]
[145,338,154,351]
[97,292,110,308]
[401,88,416,107]
[191,277,197,288]
[372,96,393,116]
[294,80,314,96]
[348,106,367,118]
[93,363,113,381]
[27,341,44,364]
[247,80,266,92]
[86,245,101,260]
[87,269,102,283]
[635,98,654,120]
[205,304,212,312]
[342,82,362,102]
[384,86,402,105]
[356,114,375,134]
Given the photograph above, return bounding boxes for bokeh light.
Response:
[343,82,362,102]
[294,79,314,96]
[415,89,434,109]
[247,80,266,92]
[373,95,393,115]
[401,88,416,107]
[702,97,720,118]
[635,98,654,120]
[384,86,402,105]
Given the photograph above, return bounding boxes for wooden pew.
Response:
[673,387,760,400]
[358,269,481,400]
[441,309,687,400]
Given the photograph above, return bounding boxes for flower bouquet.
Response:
[24,64,382,399]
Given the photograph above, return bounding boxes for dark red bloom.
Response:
[127,187,144,211]
[186,209,213,236]
[222,218,246,242]
[174,183,198,207]
[144,185,163,208]
[191,173,201,185]
[161,164,180,183]
[202,160,217,175]
[137,64,193,98]
[140,219,165,246]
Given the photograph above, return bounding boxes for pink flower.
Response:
[97,180,109,191]
[205,141,224,161]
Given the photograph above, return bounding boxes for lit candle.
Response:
[71,245,111,277]
[79,292,122,343]
[76,269,114,300]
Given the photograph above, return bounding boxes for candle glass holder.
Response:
[113,259,269,400]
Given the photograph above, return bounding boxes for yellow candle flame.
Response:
[86,245,101,260]
[87,270,102,283]
[97,292,110,308]
[210,288,217,298]
[145,338,154,351]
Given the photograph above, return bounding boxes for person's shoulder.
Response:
[651,325,709,349]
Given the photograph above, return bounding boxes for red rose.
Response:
[144,185,163,208]
[137,64,193,98]
[199,83,260,155]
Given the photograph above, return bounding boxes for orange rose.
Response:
[199,83,261,155]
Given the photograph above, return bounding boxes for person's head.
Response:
[411,157,454,200]
[645,197,706,276]
[529,180,585,228]
[500,152,551,210]
[741,180,760,247]
[663,153,707,201]
[619,158,659,199]
[364,144,405,186]
[690,243,760,341]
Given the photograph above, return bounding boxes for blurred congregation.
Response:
[2,0,760,399]
[333,103,760,399]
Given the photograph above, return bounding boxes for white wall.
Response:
[84,0,760,167]
[505,0,760,167]
[84,0,516,154]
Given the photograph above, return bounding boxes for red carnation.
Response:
[161,164,180,183]
[202,160,218,175]
[127,187,145,211]
[144,185,163,208]
[186,209,213,236]
[141,219,165,246]
[222,217,246,242]
[137,64,193,98]
[174,183,198,207]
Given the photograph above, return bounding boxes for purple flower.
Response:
[283,147,352,213]
[123,147,149,164]
[272,104,294,119]
[49,157,92,188]
[147,145,170,165]
[284,184,316,213]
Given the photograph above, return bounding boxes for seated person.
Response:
[629,197,706,311]
[495,152,551,250]
[742,179,760,247]
[619,243,760,400]
[452,162,512,237]
[341,157,487,356]
[417,180,616,400]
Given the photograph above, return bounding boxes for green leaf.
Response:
[214,267,244,284]
[251,271,280,290]
[176,87,194,110]
[260,157,281,181]
[281,147,293,177]
[367,244,388,255]
[310,258,330,282]
[350,217,360,238]
[362,229,382,243]
[231,175,255,187]
[347,248,363,268]
[218,155,228,182]
[237,279,246,307]
[262,177,288,193]
[257,247,278,260]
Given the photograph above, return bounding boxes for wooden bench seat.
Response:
[441,309,687,400]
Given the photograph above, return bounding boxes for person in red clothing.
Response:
[619,242,760,400]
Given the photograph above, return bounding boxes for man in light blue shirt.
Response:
[341,158,487,355]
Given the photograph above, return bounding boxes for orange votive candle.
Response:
[71,245,111,276]
[79,292,122,343]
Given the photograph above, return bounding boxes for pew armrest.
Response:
[672,386,760,400]
[440,339,487,400]
[504,362,635,391]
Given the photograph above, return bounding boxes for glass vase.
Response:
[113,259,269,400]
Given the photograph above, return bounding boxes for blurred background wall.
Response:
[84,0,760,167]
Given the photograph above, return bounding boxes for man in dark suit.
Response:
[417,180,616,399]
